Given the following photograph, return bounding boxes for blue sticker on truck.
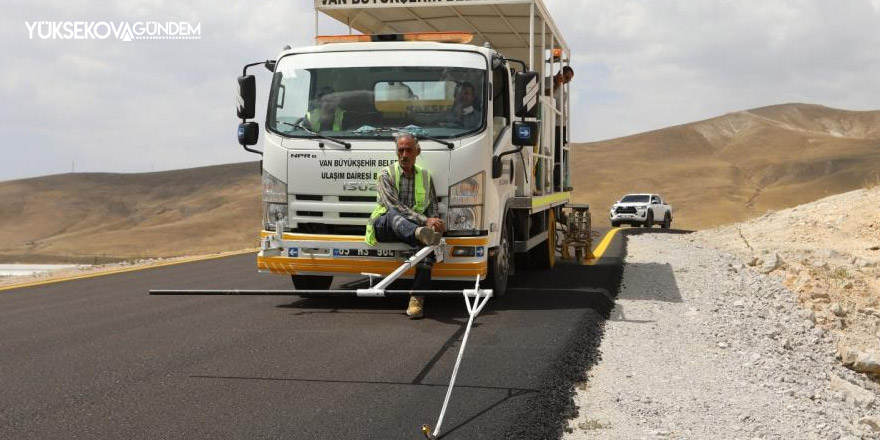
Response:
[288,248,298,257]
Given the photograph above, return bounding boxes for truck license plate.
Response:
[333,248,396,258]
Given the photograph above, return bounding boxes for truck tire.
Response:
[530,209,557,269]
[291,275,333,291]
[643,211,653,228]
[487,214,513,297]
[661,213,672,229]
[610,221,619,227]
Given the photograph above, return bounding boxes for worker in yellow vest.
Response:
[306,87,345,131]
[365,132,445,319]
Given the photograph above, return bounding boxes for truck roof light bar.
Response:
[316,32,473,45]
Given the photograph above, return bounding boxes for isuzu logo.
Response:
[342,181,376,191]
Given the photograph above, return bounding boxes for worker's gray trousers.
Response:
[372,208,434,290]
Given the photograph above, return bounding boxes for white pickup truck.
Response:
[610,193,672,228]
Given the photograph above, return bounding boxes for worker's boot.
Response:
[406,295,425,319]
[415,227,441,246]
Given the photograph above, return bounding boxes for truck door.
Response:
[651,195,662,218]
[491,62,511,147]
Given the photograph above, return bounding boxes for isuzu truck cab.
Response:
[235,0,586,296]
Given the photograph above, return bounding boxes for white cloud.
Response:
[1,0,879,179]
[546,0,880,141]
[1,0,314,180]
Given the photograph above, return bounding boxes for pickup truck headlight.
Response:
[447,172,484,231]
[262,171,288,230]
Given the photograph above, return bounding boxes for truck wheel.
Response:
[661,213,672,229]
[610,221,619,228]
[643,211,653,228]
[487,214,513,297]
[291,275,333,291]
[531,209,557,269]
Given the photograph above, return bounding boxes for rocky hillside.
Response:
[697,186,880,378]
[570,103,880,230]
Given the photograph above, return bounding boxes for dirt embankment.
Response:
[697,186,880,377]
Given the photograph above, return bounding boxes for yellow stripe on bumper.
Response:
[257,256,488,278]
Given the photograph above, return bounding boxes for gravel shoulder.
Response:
[564,232,880,440]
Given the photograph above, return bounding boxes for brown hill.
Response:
[2,103,878,263]
[0,162,262,263]
[570,103,880,230]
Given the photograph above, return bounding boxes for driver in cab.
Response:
[306,86,346,131]
[446,82,481,129]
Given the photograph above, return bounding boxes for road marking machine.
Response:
[152,0,592,436]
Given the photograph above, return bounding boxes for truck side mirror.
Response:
[238,122,259,146]
[514,71,539,118]
[237,75,256,119]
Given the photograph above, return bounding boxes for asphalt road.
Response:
[0,227,632,439]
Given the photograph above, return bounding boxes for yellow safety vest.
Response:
[306,108,344,131]
[364,163,431,246]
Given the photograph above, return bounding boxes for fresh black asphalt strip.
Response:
[0,228,681,439]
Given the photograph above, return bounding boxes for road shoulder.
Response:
[564,232,878,439]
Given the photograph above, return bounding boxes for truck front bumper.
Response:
[610,211,648,223]
[257,231,488,281]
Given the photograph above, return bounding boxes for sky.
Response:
[1,0,879,181]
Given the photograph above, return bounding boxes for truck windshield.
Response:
[620,195,650,203]
[267,51,487,140]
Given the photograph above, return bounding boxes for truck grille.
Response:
[615,206,637,214]
[295,223,367,235]
[290,194,375,231]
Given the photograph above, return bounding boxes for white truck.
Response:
[235,0,590,296]
[610,193,673,228]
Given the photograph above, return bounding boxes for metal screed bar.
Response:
[149,289,489,297]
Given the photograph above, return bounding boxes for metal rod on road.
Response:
[358,244,439,296]
[423,276,491,439]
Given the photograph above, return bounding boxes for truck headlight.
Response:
[262,171,288,230]
[447,172,484,231]
[448,206,483,230]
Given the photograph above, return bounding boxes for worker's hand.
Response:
[426,217,446,234]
